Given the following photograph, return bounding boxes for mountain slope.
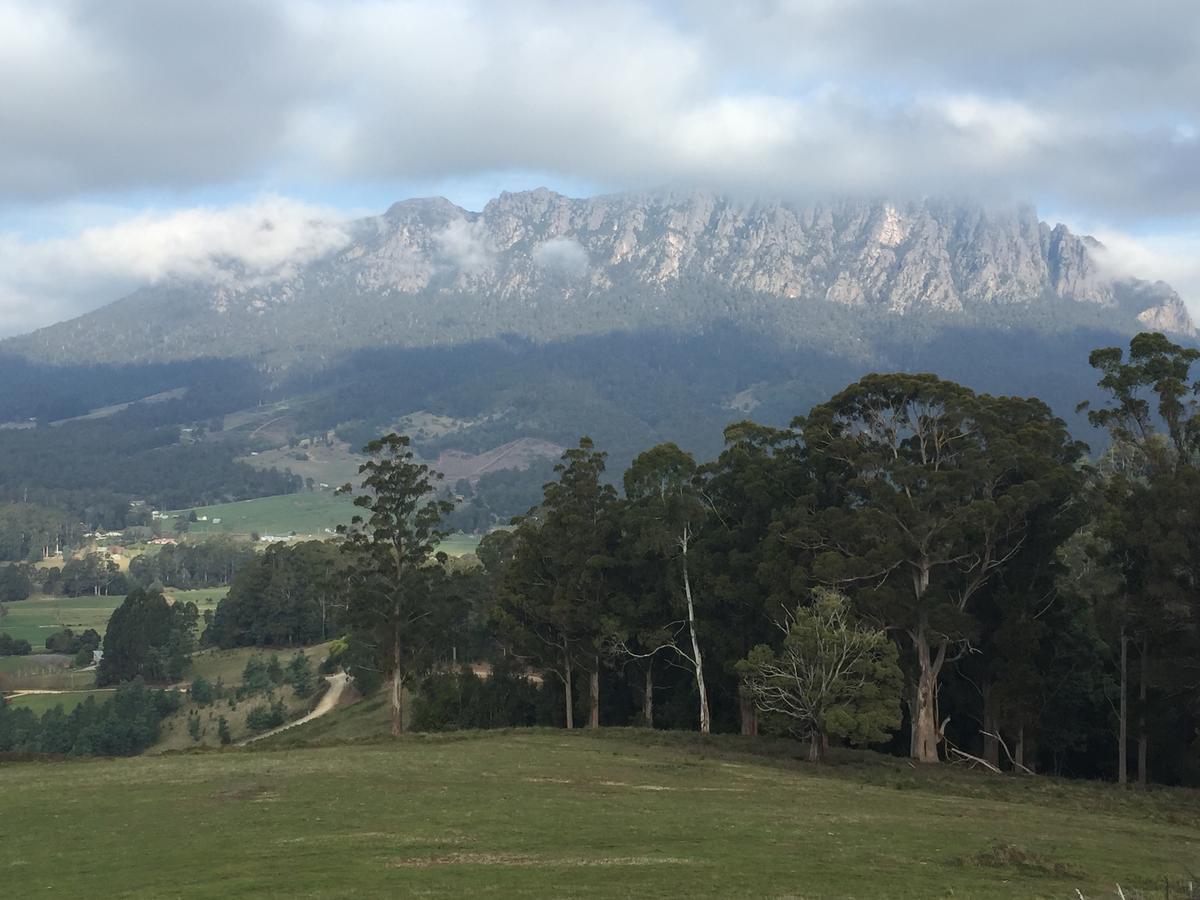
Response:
[5,190,1192,366]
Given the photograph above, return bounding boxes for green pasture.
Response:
[4,727,1197,898]
[167,492,356,538]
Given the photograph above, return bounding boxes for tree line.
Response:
[186,332,1200,786]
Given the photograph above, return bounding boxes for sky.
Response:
[1,0,1198,336]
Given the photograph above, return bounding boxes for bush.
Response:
[285,652,314,698]
[0,633,31,656]
[189,675,216,706]
[217,716,231,745]
[187,714,201,742]
[245,698,287,733]
[240,657,273,696]
[411,667,555,732]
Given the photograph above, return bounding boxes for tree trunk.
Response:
[680,536,710,734]
[808,730,825,763]
[563,646,574,730]
[588,657,600,729]
[390,603,403,736]
[739,686,759,736]
[1137,634,1148,789]
[643,661,654,729]
[1015,725,1025,771]
[982,682,999,768]
[910,622,943,763]
[1118,626,1128,787]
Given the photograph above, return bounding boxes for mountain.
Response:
[1,190,1194,476]
[5,190,1192,367]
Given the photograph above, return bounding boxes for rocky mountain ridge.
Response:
[6,189,1193,365]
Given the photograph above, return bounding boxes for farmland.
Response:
[166,493,484,555]
[167,492,356,538]
[3,728,1197,898]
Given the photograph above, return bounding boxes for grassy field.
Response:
[0,589,226,647]
[168,493,484,555]
[2,727,1197,898]
[169,492,357,538]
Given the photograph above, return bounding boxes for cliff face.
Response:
[318,189,1189,326]
[6,189,1193,366]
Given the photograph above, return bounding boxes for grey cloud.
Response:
[1,0,1199,223]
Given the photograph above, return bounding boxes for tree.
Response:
[740,589,902,761]
[496,438,618,729]
[97,588,197,686]
[0,564,32,602]
[701,421,807,734]
[286,652,315,698]
[793,373,1084,762]
[618,443,711,732]
[338,433,454,736]
[1082,333,1200,786]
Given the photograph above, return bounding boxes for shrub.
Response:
[411,666,555,732]
[245,698,287,733]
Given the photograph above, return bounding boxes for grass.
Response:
[168,492,357,538]
[168,492,484,555]
[186,642,333,688]
[2,728,1197,898]
[0,589,225,647]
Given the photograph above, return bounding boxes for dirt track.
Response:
[239,672,350,746]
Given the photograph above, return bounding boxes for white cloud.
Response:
[435,219,493,274]
[0,197,350,336]
[533,237,589,277]
[1086,227,1200,318]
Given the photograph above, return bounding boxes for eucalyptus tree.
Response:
[699,421,806,734]
[618,443,712,732]
[338,433,454,736]
[791,373,1083,763]
[1082,332,1200,785]
[496,438,619,728]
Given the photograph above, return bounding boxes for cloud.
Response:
[0,197,349,336]
[1086,228,1200,316]
[533,237,589,278]
[1,0,1197,219]
[435,220,493,274]
[3,0,1200,330]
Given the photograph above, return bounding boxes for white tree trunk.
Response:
[680,534,710,734]
[644,661,654,728]
[563,644,574,730]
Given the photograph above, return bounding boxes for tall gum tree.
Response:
[793,373,1084,763]
[497,438,618,729]
[619,443,712,733]
[338,433,453,737]
[1081,332,1200,785]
